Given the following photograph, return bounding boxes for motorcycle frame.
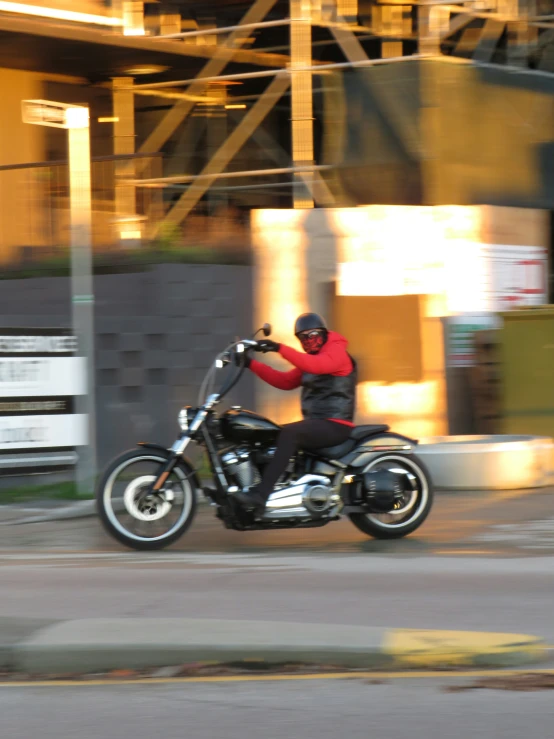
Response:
[143,412,419,516]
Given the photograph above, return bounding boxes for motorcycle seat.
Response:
[315,425,390,459]
[316,439,357,458]
[350,424,390,440]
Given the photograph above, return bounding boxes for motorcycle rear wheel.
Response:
[96,449,197,551]
[348,452,433,539]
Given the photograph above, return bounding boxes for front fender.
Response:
[136,442,201,490]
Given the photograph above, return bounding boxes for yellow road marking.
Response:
[3,668,554,688]
[383,629,545,667]
[432,550,499,556]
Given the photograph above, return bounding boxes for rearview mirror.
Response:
[263,323,272,337]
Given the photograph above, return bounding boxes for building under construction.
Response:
[0,0,554,449]
[0,0,552,259]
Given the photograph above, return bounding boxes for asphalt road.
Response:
[0,488,553,638]
[1,488,554,638]
[2,675,554,739]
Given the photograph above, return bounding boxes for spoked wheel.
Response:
[349,453,433,539]
[96,449,197,551]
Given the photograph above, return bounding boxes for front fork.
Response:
[136,436,192,500]
[200,426,230,500]
[144,427,230,503]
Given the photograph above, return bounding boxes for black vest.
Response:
[300,356,357,422]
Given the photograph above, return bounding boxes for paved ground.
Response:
[0,489,553,639]
[1,488,554,674]
[3,674,554,739]
[2,549,554,637]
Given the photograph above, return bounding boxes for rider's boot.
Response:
[233,485,267,515]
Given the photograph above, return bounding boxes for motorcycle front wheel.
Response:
[96,449,198,551]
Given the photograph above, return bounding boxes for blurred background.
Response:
[0,0,553,490]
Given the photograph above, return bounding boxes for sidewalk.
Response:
[0,493,210,526]
[0,617,548,676]
[0,499,96,525]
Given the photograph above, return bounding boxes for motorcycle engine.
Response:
[263,475,339,521]
[221,448,260,490]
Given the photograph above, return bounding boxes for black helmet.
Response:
[294,312,327,336]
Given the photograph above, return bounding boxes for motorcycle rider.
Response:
[234,312,357,514]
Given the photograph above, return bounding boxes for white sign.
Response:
[485,245,549,312]
[0,414,88,450]
[22,100,89,129]
[337,243,548,315]
[0,335,77,354]
[0,357,86,397]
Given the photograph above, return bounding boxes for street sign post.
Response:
[22,100,97,497]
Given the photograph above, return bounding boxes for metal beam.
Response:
[133,53,423,92]
[439,12,476,40]
[155,19,291,40]
[159,74,291,228]
[137,0,280,161]
[166,116,208,178]
[134,68,284,91]
[329,17,424,159]
[234,110,336,206]
[473,18,506,63]
[132,164,333,186]
[246,118,292,167]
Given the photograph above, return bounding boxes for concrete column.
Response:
[290,0,314,208]
[112,77,138,246]
[122,1,145,36]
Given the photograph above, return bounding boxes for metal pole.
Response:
[131,163,333,186]
[68,113,97,497]
[156,18,292,40]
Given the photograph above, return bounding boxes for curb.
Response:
[1,618,548,675]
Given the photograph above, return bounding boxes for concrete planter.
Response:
[417,435,554,491]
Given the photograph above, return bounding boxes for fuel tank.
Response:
[220,408,281,444]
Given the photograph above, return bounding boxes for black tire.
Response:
[349,452,434,539]
[96,448,197,551]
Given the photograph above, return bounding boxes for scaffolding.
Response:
[101,0,554,237]
[2,0,551,239]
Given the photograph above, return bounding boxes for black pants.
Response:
[257,419,352,500]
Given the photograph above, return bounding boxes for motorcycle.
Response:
[96,324,434,551]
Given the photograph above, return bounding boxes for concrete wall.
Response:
[0,264,255,467]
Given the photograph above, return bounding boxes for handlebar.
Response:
[197,338,259,407]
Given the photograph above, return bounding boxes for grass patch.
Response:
[0,480,92,505]
[0,452,213,506]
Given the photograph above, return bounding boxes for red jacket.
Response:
[249,331,354,426]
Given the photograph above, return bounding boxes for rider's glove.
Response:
[255,339,281,353]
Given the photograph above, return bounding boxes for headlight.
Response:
[178,406,194,432]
